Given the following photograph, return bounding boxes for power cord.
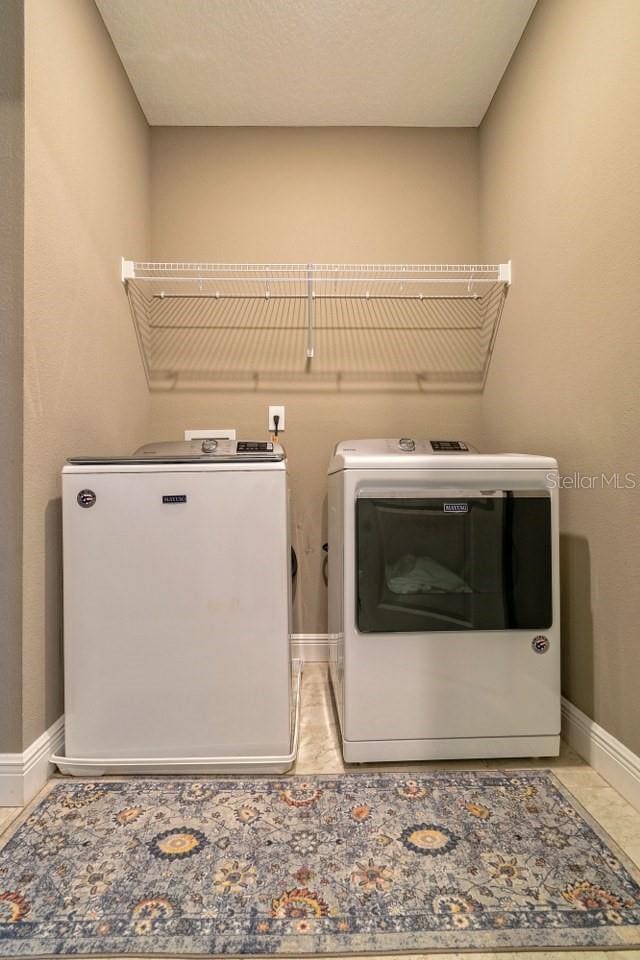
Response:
[271,413,280,444]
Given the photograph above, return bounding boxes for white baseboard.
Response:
[290,634,332,662]
[0,716,65,807]
[9,696,636,818]
[561,697,640,813]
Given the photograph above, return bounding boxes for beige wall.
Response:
[151,127,480,263]
[0,0,24,752]
[479,0,640,753]
[149,127,483,632]
[23,0,151,747]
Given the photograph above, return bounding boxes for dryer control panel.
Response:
[429,440,469,452]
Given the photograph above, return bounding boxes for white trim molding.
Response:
[290,633,333,662]
[561,697,640,813]
[0,716,65,807]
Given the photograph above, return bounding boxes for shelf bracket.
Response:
[121,258,135,283]
[499,260,512,285]
[306,262,315,359]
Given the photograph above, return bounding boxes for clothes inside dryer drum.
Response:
[386,554,471,595]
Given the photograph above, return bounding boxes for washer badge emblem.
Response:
[77,489,96,508]
[532,635,550,654]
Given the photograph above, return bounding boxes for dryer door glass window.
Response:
[356,493,552,632]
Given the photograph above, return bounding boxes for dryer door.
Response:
[356,490,552,633]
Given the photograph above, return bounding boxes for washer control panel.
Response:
[236,441,274,453]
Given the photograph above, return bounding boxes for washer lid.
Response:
[67,439,285,465]
[328,439,557,473]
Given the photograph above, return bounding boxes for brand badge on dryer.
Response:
[532,635,550,654]
[77,489,96,508]
[444,502,468,513]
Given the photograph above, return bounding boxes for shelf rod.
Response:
[149,324,484,332]
[149,293,483,302]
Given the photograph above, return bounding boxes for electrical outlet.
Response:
[268,405,285,432]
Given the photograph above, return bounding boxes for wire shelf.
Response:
[122,260,510,391]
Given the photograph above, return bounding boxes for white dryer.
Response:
[55,438,300,775]
[328,439,560,763]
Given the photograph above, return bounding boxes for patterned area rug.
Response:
[1,772,639,956]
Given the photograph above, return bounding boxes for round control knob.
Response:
[398,438,416,452]
[201,438,218,453]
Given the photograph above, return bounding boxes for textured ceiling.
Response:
[96,0,536,127]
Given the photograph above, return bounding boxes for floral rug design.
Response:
[0,772,639,956]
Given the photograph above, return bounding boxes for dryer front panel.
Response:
[338,467,560,747]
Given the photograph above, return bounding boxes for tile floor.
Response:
[1,662,639,960]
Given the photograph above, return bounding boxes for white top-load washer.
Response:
[54,438,300,776]
[328,439,560,763]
